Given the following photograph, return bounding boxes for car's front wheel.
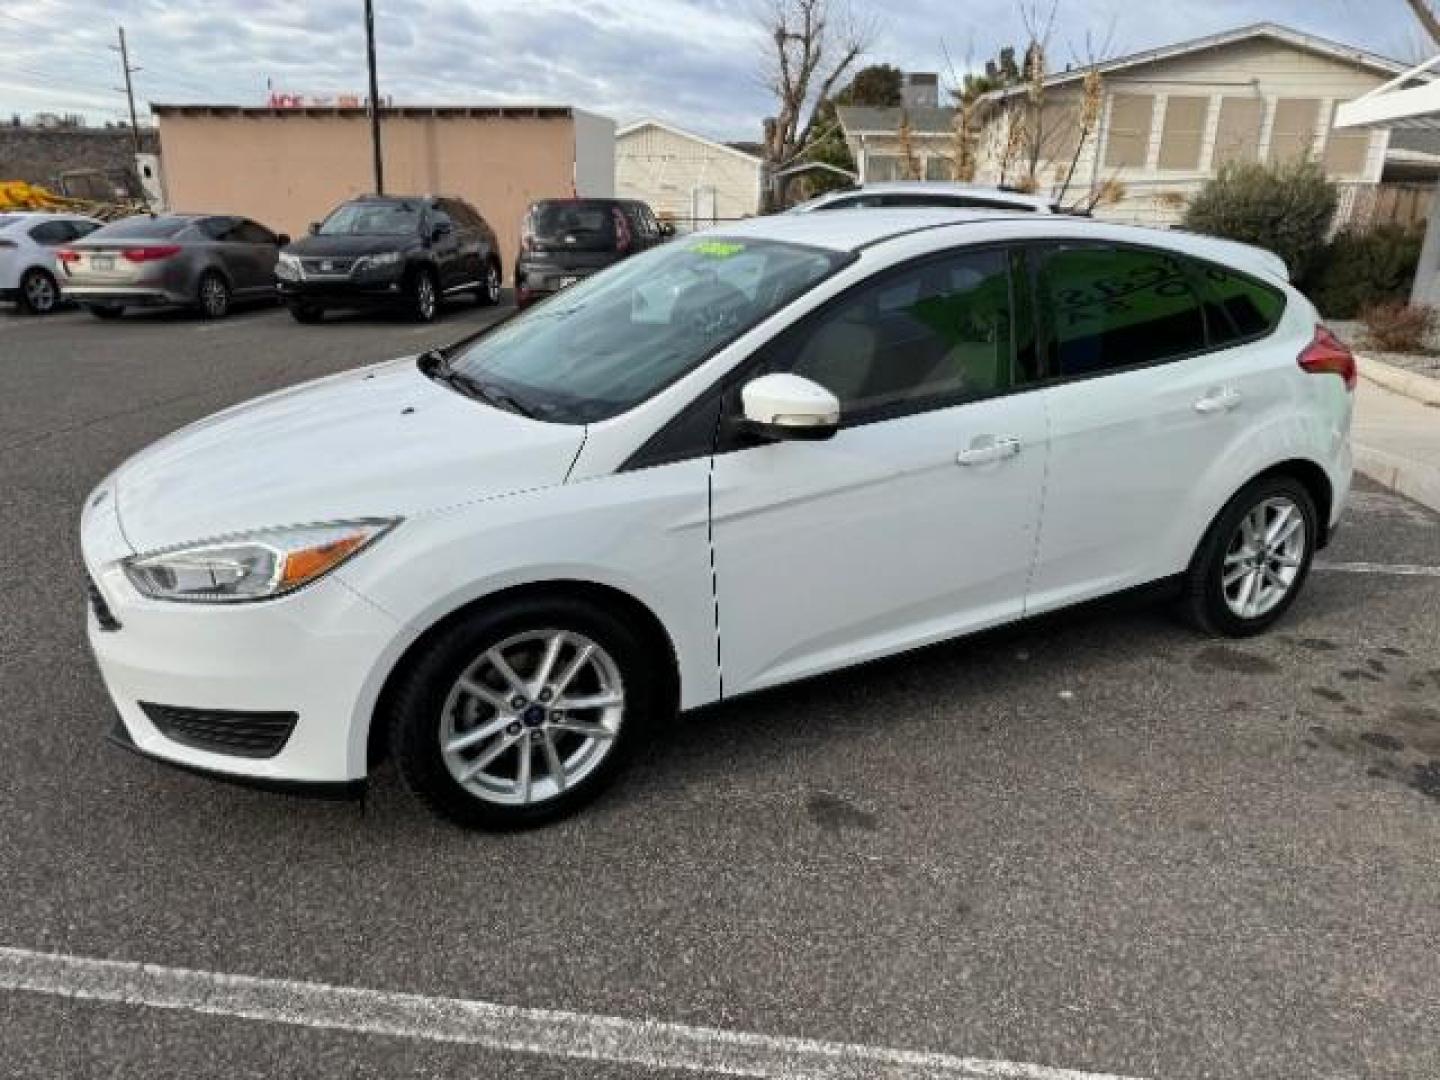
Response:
[389,597,657,829]
[1182,475,1317,637]
[19,268,59,315]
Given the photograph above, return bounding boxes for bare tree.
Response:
[1403,0,1440,47]
[759,0,875,206]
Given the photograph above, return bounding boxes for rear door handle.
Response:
[957,435,1022,466]
[1194,387,1242,414]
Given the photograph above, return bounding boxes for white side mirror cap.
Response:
[740,373,840,441]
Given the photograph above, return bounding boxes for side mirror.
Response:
[658,221,676,238]
[307,221,321,235]
[739,373,840,442]
[276,233,291,247]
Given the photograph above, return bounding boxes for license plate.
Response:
[90,255,114,271]
[557,275,579,288]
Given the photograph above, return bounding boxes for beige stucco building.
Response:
[151,104,615,278]
[615,119,763,228]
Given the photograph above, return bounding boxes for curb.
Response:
[1353,442,1440,514]
[1357,355,1440,407]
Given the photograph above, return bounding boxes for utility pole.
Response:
[364,0,384,194]
[113,26,143,156]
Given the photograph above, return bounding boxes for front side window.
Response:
[438,238,846,424]
[775,248,1014,420]
[319,201,422,237]
[1039,245,1207,377]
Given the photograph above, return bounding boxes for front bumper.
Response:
[276,271,408,308]
[82,496,402,786]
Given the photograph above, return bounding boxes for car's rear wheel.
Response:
[86,303,125,320]
[409,267,438,322]
[19,268,59,315]
[1182,475,1317,637]
[389,597,656,829]
[287,302,324,323]
[197,271,231,319]
[477,260,501,306]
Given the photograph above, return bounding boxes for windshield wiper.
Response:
[418,350,537,418]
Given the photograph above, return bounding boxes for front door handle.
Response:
[1194,387,1242,414]
[957,435,1022,466]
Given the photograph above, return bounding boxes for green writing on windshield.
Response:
[691,241,746,258]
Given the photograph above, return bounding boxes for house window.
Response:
[867,154,901,182]
[1323,104,1370,177]
[1212,97,1264,167]
[1104,94,1154,169]
[1157,96,1208,170]
[1268,98,1321,163]
[1038,103,1082,164]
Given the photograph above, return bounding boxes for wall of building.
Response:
[574,110,617,197]
[973,37,1395,226]
[156,112,583,279]
[0,124,159,188]
[615,123,762,225]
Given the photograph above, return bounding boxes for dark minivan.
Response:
[514,198,669,308]
[276,194,502,323]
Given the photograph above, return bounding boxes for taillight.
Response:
[520,212,535,255]
[56,249,80,263]
[1298,325,1356,391]
[121,245,181,263]
[612,208,632,254]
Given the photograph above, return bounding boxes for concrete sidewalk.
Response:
[1353,374,1440,512]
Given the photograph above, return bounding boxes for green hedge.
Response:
[1182,160,1336,281]
[1303,225,1424,320]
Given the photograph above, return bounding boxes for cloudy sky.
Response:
[1,0,1428,141]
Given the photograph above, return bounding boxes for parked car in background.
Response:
[82,210,1352,830]
[0,212,102,314]
[58,213,288,320]
[276,195,501,323]
[787,182,1061,214]
[515,198,668,308]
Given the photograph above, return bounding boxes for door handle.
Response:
[1194,387,1242,414]
[957,435,1022,466]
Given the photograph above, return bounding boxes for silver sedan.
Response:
[59,213,289,319]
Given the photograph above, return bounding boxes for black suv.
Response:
[276,194,501,322]
[514,198,669,308]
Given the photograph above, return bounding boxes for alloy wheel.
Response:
[23,270,57,314]
[1221,495,1307,619]
[485,264,500,304]
[200,274,229,318]
[416,273,437,320]
[439,629,625,806]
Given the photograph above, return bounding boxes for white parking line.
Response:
[0,947,1144,1080]
[1314,561,1440,577]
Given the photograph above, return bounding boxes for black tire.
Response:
[408,266,439,322]
[197,271,231,319]
[18,268,59,315]
[287,302,324,323]
[1181,474,1318,637]
[86,303,125,320]
[476,260,502,306]
[389,596,660,830]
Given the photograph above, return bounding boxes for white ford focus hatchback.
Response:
[81,210,1354,828]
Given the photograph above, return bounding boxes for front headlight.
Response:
[275,254,302,280]
[358,251,403,271]
[122,519,397,603]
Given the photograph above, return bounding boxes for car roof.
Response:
[701,209,1292,284]
[797,182,1059,212]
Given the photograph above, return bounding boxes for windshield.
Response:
[88,216,191,240]
[319,201,422,236]
[439,238,846,424]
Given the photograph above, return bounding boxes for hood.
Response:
[112,358,586,553]
[283,234,420,257]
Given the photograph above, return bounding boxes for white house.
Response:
[836,24,1436,228]
[615,119,764,229]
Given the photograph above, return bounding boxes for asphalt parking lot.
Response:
[1,299,1438,1079]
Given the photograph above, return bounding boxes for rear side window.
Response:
[1192,262,1286,343]
[1039,245,1207,377]
[29,220,77,244]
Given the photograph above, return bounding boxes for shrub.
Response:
[1182,160,1337,280]
[1359,301,1436,354]
[1303,224,1424,319]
